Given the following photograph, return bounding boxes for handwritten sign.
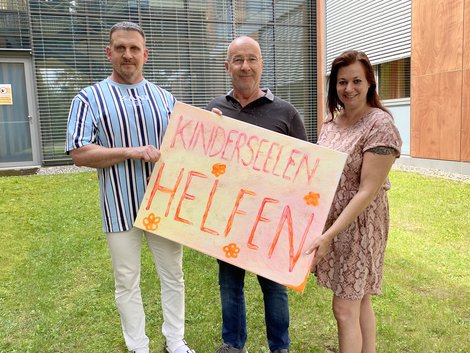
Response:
[135,102,347,291]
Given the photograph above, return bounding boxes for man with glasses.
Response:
[206,36,307,353]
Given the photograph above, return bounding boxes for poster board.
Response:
[135,102,347,291]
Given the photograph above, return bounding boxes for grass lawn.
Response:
[0,170,469,352]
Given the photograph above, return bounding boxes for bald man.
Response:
[206,36,307,353]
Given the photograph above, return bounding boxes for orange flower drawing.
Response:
[223,243,241,258]
[143,212,161,231]
[304,191,320,207]
[212,163,227,177]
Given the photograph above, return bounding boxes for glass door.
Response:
[0,57,40,168]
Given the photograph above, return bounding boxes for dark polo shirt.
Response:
[206,88,307,141]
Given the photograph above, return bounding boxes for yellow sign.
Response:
[135,102,347,291]
[0,84,13,105]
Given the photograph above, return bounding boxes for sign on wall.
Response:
[0,84,13,105]
[135,102,347,291]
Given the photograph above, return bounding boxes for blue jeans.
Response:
[218,260,290,351]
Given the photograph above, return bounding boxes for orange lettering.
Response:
[200,179,220,235]
[224,189,256,237]
[174,171,208,225]
[145,162,184,217]
[268,207,315,272]
[247,197,279,249]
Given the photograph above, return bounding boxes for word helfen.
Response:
[145,162,316,272]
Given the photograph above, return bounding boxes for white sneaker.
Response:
[132,348,149,353]
[165,339,196,353]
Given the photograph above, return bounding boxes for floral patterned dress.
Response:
[315,108,402,300]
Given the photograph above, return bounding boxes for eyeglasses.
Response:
[230,56,262,66]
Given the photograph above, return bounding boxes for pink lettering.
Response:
[263,142,280,174]
[252,138,269,172]
[241,136,258,166]
[169,115,192,149]
[221,129,238,161]
[282,149,301,181]
[208,126,226,157]
[295,155,321,184]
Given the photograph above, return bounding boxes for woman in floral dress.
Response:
[306,50,402,353]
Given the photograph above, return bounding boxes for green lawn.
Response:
[0,170,468,352]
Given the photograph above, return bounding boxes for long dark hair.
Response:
[326,50,389,117]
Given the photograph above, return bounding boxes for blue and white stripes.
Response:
[66,78,175,232]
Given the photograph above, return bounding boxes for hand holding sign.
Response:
[135,102,347,291]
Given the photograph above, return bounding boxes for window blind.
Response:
[2,0,317,164]
[325,0,411,72]
[377,57,410,100]
[0,0,30,49]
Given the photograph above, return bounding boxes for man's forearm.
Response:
[70,144,131,169]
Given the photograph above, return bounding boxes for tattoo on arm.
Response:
[367,146,397,155]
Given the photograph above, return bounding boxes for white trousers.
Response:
[106,227,185,352]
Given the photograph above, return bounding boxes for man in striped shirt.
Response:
[65,22,195,353]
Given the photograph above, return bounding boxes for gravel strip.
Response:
[36,165,95,175]
[36,164,470,184]
[392,164,470,184]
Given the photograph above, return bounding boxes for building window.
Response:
[376,57,410,100]
[0,0,317,164]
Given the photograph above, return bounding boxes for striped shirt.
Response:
[65,78,176,233]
